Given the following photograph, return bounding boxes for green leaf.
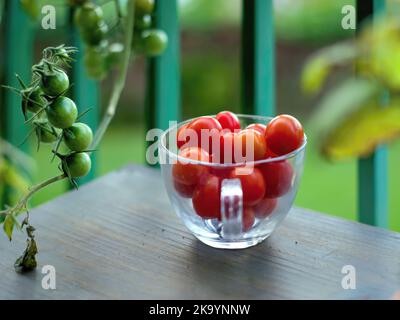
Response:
[3,214,15,241]
[322,104,400,161]
[301,41,358,95]
[309,78,382,136]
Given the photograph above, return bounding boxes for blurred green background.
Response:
[1,0,399,231]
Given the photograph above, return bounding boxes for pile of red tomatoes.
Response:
[172,111,304,231]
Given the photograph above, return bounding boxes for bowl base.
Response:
[194,234,269,249]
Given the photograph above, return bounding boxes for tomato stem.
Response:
[91,0,135,149]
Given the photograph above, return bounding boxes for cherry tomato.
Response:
[81,22,109,46]
[253,197,277,219]
[187,116,222,155]
[174,180,195,198]
[63,122,93,152]
[141,29,168,56]
[84,45,107,80]
[74,2,103,29]
[236,129,267,162]
[135,0,154,15]
[192,175,221,220]
[22,86,46,113]
[259,160,293,198]
[64,152,91,178]
[135,14,152,30]
[177,123,190,149]
[40,69,69,97]
[216,111,240,132]
[229,167,265,206]
[106,43,124,69]
[265,115,304,156]
[216,131,236,164]
[246,123,266,135]
[46,96,78,129]
[172,147,210,186]
[242,207,255,232]
[35,122,60,143]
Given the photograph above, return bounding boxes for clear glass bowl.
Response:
[159,114,307,249]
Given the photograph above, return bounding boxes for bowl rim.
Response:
[159,114,307,167]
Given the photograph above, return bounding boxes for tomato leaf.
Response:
[3,214,15,241]
[309,78,382,136]
[322,104,400,161]
[301,41,358,95]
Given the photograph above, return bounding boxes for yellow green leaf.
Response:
[323,104,400,161]
[3,214,15,241]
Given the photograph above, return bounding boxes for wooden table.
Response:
[1,165,399,299]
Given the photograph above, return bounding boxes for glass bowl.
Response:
[159,114,307,249]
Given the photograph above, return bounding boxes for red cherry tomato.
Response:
[253,197,277,219]
[192,175,221,220]
[172,147,210,186]
[216,111,241,132]
[187,116,222,154]
[242,207,255,232]
[259,160,293,198]
[229,167,265,206]
[174,180,195,198]
[265,114,304,156]
[213,131,236,164]
[246,123,266,135]
[176,123,189,149]
[236,129,267,162]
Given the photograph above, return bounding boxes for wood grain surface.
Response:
[1,165,399,299]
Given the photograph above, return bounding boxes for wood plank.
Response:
[1,165,399,299]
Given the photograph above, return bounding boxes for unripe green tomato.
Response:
[22,86,46,113]
[81,22,109,46]
[135,0,154,15]
[135,14,152,30]
[74,2,103,29]
[40,69,70,97]
[65,152,92,177]
[141,29,168,56]
[84,45,108,79]
[106,43,124,69]
[63,123,93,152]
[36,123,61,143]
[46,96,78,129]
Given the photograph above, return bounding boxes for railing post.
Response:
[241,0,275,116]
[69,10,99,184]
[1,1,35,203]
[146,0,181,134]
[357,0,388,227]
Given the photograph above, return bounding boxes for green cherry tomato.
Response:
[36,122,61,143]
[106,43,124,69]
[81,22,109,46]
[64,152,91,178]
[63,122,93,152]
[141,29,168,56]
[40,68,70,97]
[46,96,78,129]
[84,45,107,79]
[135,0,154,15]
[74,2,103,29]
[22,86,46,113]
[135,14,152,30]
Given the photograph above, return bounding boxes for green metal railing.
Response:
[0,0,390,228]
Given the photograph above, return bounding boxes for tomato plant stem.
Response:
[91,0,135,149]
